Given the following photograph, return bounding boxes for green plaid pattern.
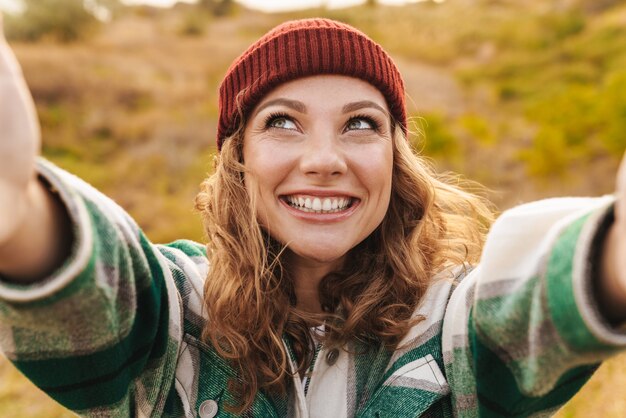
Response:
[0,160,624,417]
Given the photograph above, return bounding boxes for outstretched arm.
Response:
[0,14,72,282]
[0,18,210,415]
[442,154,626,416]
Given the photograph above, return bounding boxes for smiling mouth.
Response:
[281,194,357,214]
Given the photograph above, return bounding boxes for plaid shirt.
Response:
[0,160,624,417]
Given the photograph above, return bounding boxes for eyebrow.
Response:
[341,100,389,116]
[253,98,389,117]
[253,98,306,116]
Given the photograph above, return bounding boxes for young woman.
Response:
[1,16,625,418]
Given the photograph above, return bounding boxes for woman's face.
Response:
[243,75,393,268]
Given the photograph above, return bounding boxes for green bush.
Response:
[414,113,460,160]
[460,113,496,146]
[598,71,626,156]
[539,11,586,46]
[518,70,626,177]
[197,0,236,17]
[518,126,581,178]
[525,84,600,148]
[179,12,210,37]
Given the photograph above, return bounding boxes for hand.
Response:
[0,12,41,244]
[599,153,626,323]
[0,14,73,283]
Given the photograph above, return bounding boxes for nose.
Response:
[299,130,348,179]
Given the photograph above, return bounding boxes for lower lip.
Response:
[279,199,360,222]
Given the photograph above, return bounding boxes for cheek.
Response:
[357,148,393,194]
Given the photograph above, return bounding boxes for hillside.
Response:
[1,0,626,416]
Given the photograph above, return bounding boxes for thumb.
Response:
[0,12,7,43]
[617,151,626,190]
[615,151,626,216]
[0,16,21,76]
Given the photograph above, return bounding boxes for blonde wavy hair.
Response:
[195,123,494,413]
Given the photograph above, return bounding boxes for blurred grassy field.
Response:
[1,0,626,416]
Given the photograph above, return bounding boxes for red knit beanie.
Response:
[217,18,406,149]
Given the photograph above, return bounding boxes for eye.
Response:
[265,113,298,130]
[345,115,378,132]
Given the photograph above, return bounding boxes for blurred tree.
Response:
[213,0,234,17]
[197,0,215,9]
[574,0,623,13]
[179,10,209,36]
[5,0,120,42]
[85,0,122,19]
[197,0,234,17]
[366,0,378,7]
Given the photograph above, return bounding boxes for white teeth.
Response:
[284,195,353,213]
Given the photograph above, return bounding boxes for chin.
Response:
[287,244,350,264]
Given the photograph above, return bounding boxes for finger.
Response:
[614,152,626,207]
[617,151,626,192]
[0,26,21,76]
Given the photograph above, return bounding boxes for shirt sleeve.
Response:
[0,159,202,416]
[441,196,626,418]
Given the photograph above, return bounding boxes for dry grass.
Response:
[0,357,76,417]
[555,353,626,417]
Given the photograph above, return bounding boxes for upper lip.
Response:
[279,189,360,199]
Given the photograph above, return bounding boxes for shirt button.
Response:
[326,348,339,366]
[199,399,219,418]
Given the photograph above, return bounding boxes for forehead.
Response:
[255,75,389,110]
